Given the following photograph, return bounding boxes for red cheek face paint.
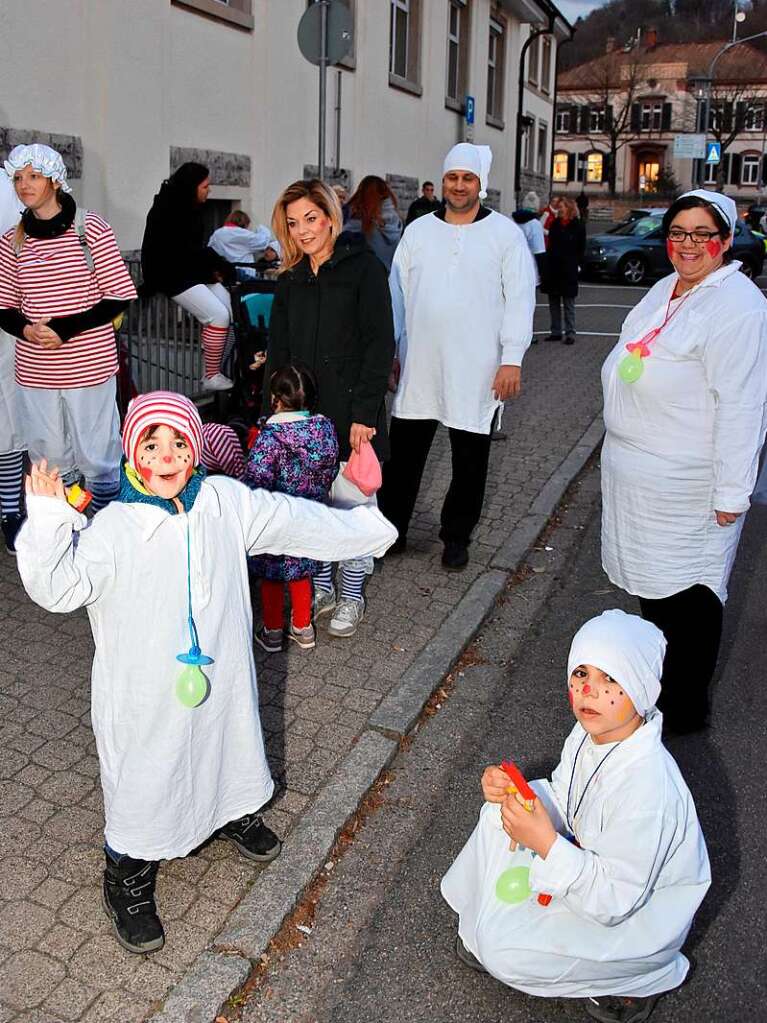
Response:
[666,239,675,260]
[568,690,574,706]
[183,464,194,482]
[138,464,153,481]
[706,238,722,258]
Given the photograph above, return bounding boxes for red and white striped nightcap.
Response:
[122,391,204,470]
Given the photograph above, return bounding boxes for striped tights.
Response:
[314,561,366,603]
[0,450,24,519]
[202,324,230,379]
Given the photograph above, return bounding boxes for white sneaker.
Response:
[313,584,337,619]
[327,597,365,638]
[201,372,234,392]
[288,622,316,649]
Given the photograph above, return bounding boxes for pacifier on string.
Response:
[175,521,213,708]
[617,331,658,384]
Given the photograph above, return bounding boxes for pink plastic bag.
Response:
[342,442,382,497]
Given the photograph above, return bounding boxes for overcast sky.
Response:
[556,0,605,25]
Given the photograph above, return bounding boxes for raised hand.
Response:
[26,459,66,501]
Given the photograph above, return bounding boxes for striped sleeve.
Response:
[0,231,21,310]
[201,423,246,480]
[85,213,137,302]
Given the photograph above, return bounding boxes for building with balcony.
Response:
[551,32,767,201]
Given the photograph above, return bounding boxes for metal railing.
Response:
[119,258,207,402]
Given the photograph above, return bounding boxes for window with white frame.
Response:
[537,121,548,175]
[555,107,570,133]
[522,117,533,170]
[641,102,663,131]
[552,151,569,181]
[742,153,761,185]
[589,106,606,133]
[541,35,552,93]
[586,151,603,182]
[527,34,539,86]
[173,0,253,29]
[446,0,470,103]
[745,103,765,131]
[486,17,505,122]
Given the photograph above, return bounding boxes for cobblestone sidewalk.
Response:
[0,331,615,1022]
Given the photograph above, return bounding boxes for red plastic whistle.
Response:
[501,761,553,908]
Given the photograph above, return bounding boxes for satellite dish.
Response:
[298,0,354,67]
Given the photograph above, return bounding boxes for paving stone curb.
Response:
[145,412,605,1022]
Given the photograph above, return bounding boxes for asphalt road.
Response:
[237,456,767,1023]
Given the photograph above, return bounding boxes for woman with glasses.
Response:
[600,189,767,736]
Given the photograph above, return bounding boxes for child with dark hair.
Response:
[245,364,339,651]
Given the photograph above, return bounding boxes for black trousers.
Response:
[638,584,723,732]
[379,416,492,547]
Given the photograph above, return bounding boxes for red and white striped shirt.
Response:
[0,212,137,389]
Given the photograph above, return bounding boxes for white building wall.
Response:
[0,0,561,250]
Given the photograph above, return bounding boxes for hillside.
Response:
[561,0,767,69]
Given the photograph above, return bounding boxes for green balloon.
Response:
[618,352,644,384]
[495,866,532,904]
[175,664,210,708]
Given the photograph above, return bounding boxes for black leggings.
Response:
[638,584,723,732]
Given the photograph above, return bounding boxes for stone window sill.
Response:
[445,95,464,114]
[172,0,253,31]
[486,114,505,130]
[389,73,423,97]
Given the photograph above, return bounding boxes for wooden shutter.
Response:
[567,152,576,182]
[630,103,641,131]
[730,152,742,184]
[736,101,747,130]
[605,104,614,130]
[761,154,767,185]
[661,102,672,131]
[601,152,612,183]
[579,105,591,133]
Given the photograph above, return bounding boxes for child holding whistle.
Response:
[441,610,711,1023]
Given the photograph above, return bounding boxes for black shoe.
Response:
[455,934,487,973]
[102,853,164,954]
[491,429,508,442]
[584,994,661,1023]
[1,514,23,556]
[563,335,576,345]
[219,814,282,862]
[544,333,563,342]
[442,541,469,571]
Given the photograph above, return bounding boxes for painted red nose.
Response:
[582,683,591,695]
[162,455,173,464]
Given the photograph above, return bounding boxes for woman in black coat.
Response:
[141,162,235,391]
[265,178,395,639]
[541,197,586,345]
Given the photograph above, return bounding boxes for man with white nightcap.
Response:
[380,143,536,570]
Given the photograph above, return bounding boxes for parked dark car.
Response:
[583,213,764,285]
[746,203,767,231]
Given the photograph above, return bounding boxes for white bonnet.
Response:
[4,144,72,194]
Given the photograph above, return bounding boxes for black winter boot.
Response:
[219,814,282,862]
[102,853,165,954]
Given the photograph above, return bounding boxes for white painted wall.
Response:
[0,0,560,249]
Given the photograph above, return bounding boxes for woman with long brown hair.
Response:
[265,178,394,638]
[542,196,585,345]
[343,175,402,272]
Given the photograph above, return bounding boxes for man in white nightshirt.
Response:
[379,143,536,570]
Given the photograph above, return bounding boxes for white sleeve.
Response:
[529,219,546,255]
[15,496,115,613]
[244,225,277,253]
[529,809,677,926]
[500,228,536,366]
[702,307,767,512]
[220,480,398,560]
[389,235,410,354]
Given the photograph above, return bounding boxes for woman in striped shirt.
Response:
[0,144,137,510]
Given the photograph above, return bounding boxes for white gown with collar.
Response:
[16,478,396,860]
[441,712,710,998]
[601,263,767,602]
[389,210,536,435]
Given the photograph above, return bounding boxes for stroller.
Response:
[225,274,277,422]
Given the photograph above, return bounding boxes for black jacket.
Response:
[140,189,232,297]
[541,218,586,299]
[405,196,442,226]
[264,239,395,461]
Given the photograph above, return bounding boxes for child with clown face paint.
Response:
[441,610,710,1023]
[16,390,397,955]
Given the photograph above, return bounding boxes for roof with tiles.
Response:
[558,41,767,90]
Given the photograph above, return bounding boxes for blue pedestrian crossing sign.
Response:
[705,142,721,164]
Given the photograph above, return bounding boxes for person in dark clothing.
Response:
[141,162,235,391]
[266,178,395,639]
[540,198,586,345]
[405,181,442,226]
[576,190,589,223]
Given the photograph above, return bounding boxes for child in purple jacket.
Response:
[245,365,339,651]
